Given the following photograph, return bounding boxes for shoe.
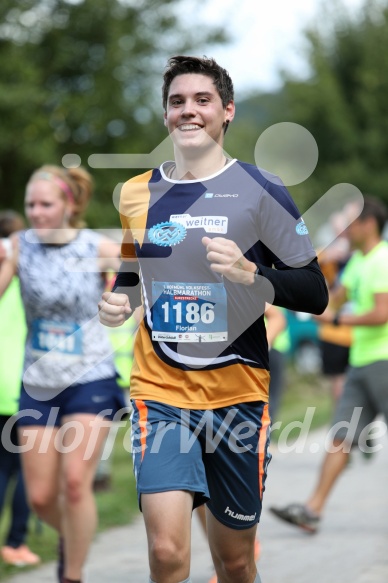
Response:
[57,536,65,582]
[207,538,261,583]
[269,503,320,533]
[0,545,41,566]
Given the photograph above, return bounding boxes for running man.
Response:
[270,196,388,533]
[99,56,328,583]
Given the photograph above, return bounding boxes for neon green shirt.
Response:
[265,308,291,353]
[272,311,291,354]
[341,241,388,367]
[0,278,26,415]
[108,317,137,389]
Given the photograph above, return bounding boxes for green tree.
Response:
[0,0,226,224]
[230,0,388,212]
[280,0,388,209]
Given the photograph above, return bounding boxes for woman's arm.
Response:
[98,236,121,273]
[0,233,18,299]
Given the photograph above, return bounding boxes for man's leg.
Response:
[271,366,376,531]
[307,365,376,515]
[270,442,353,532]
[206,508,259,583]
[305,444,349,515]
[60,414,111,581]
[142,490,193,583]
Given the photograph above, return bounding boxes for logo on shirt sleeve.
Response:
[296,219,309,235]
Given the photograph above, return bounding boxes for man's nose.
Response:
[181,100,196,116]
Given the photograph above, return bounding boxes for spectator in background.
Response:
[266,307,290,421]
[317,211,353,405]
[0,165,126,583]
[270,197,388,533]
[0,211,40,567]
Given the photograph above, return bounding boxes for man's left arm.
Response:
[202,236,328,315]
[257,259,328,315]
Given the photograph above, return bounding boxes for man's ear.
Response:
[225,100,235,124]
[163,112,168,127]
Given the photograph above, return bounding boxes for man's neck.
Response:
[360,235,381,255]
[172,150,229,181]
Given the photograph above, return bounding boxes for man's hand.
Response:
[98,292,132,327]
[313,307,336,324]
[202,236,256,285]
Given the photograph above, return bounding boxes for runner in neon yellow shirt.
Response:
[270,196,388,533]
[0,211,40,566]
[341,241,388,366]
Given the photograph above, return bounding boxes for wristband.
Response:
[332,312,341,326]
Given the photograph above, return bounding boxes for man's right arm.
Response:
[111,260,141,304]
[98,260,141,328]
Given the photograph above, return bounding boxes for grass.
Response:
[271,363,333,442]
[0,367,333,580]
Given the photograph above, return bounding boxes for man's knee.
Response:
[149,537,189,572]
[215,556,252,582]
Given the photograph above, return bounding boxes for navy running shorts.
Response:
[131,399,272,530]
[17,376,128,427]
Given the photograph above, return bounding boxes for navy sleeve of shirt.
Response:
[258,258,328,315]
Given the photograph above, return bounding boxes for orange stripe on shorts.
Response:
[258,403,271,499]
[135,399,148,461]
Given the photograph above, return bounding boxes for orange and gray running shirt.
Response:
[119,159,316,409]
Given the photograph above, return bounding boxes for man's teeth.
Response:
[180,124,201,131]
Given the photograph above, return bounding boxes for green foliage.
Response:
[0,0,227,224]
[225,91,289,165]
[4,0,388,222]
[280,0,388,209]
[232,0,388,212]
[271,365,332,444]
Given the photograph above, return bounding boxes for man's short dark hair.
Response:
[162,55,234,111]
[360,196,388,234]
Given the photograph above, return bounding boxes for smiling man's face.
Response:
[164,73,234,153]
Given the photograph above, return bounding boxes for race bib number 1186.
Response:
[152,281,228,342]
